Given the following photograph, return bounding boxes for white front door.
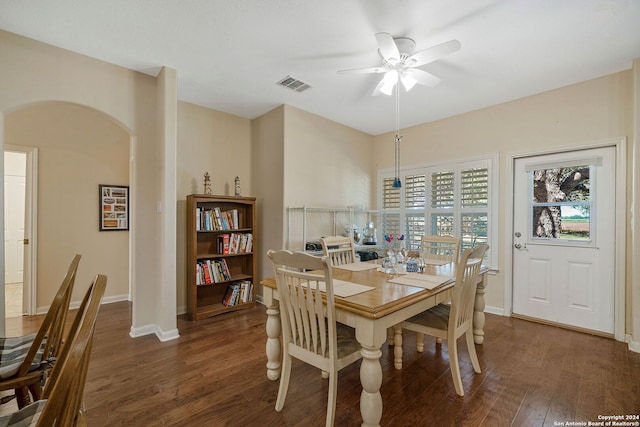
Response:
[512,146,616,335]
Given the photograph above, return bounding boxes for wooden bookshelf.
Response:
[186,194,256,320]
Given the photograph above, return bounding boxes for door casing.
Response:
[4,144,37,316]
[504,137,626,341]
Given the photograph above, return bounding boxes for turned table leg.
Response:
[360,345,383,427]
[473,273,487,345]
[265,302,281,381]
[393,324,403,370]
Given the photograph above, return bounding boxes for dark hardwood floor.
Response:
[3,301,639,426]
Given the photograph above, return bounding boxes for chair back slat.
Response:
[321,236,356,266]
[420,235,460,263]
[17,254,81,379]
[449,245,488,331]
[38,274,107,426]
[269,250,336,360]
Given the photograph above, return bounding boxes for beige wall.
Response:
[373,71,635,330]
[5,103,130,307]
[176,101,252,311]
[0,29,169,333]
[283,105,374,208]
[250,105,375,296]
[252,106,285,285]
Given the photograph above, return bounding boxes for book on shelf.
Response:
[196,259,232,285]
[245,234,253,253]
[232,209,239,229]
[197,206,242,232]
[221,281,253,307]
[223,210,233,230]
[229,233,240,254]
[195,263,202,285]
[219,234,231,254]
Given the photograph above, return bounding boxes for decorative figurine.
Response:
[234,176,241,196]
[204,172,213,195]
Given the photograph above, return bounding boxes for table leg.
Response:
[393,324,403,370]
[473,273,487,345]
[359,345,383,427]
[265,302,281,381]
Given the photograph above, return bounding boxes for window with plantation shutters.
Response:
[381,177,401,241]
[404,174,426,250]
[382,177,400,208]
[379,157,496,268]
[431,170,454,209]
[461,168,488,208]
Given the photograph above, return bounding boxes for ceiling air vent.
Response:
[277,75,311,93]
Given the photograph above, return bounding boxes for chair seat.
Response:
[406,304,450,332]
[0,334,44,380]
[0,399,46,426]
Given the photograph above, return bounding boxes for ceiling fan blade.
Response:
[375,32,400,63]
[408,39,461,67]
[408,68,441,87]
[337,66,387,75]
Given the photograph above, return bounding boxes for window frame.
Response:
[377,154,498,269]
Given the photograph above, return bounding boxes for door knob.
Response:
[514,243,522,249]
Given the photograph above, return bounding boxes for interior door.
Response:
[512,146,615,335]
[4,173,25,284]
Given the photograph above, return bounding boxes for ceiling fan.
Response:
[338,33,461,96]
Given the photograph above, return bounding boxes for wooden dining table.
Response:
[260,259,489,427]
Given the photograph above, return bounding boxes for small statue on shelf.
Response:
[203,172,213,195]
[234,176,241,197]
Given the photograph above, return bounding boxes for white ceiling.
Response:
[2,0,640,135]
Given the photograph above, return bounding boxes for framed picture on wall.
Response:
[99,184,129,231]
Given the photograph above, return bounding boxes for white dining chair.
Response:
[401,244,489,396]
[414,235,462,347]
[420,234,460,263]
[320,235,357,266]
[267,249,362,427]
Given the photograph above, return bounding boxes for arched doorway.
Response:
[2,101,132,327]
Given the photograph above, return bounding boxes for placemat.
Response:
[335,262,380,272]
[316,279,375,297]
[388,273,454,290]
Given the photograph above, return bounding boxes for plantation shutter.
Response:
[430,170,455,209]
[381,177,401,237]
[404,174,426,250]
[461,168,488,207]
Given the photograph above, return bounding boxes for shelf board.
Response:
[196,252,253,260]
[196,274,253,286]
[193,301,257,321]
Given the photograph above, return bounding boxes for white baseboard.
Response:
[484,305,504,316]
[37,293,130,314]
[128,323,179,342]
[626,334,640,353]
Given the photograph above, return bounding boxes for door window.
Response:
[529,165,592,242]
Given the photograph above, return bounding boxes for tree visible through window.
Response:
[531,166,591,240]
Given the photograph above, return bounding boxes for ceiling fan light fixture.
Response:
[380,70,399,95]
[337,32,461,96]
[400,73,417,92]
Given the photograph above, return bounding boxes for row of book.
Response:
[196,207,240,231]
[217,233,253,254]
[196,259,231,285]
[222,281,253,307]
